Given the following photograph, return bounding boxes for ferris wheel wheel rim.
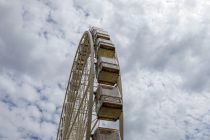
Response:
[56,31,95,140]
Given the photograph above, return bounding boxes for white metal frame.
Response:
[56,29,123,140]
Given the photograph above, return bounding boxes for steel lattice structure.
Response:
[56,27,123,140]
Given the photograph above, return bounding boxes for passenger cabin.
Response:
[95,38,115,58]
[92,127,120,140]
[97,57,120,85]
[90,27,110,42]
[95,84,122,121]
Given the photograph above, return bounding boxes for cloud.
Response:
[0,0,210,140]
[123,70,210,140]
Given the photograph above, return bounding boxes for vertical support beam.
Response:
[117,52,124,140]
[85,31,95,140]
[119,113,124,140]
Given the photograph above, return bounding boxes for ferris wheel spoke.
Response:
[66,88,89,139]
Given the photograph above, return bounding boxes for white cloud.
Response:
[0,0,210,139]
[124,70,210,139]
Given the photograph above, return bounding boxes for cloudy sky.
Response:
[0,0,210,139]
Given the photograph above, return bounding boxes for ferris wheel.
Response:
[56,27,124,140]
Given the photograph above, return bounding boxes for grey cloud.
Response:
[123,71,210,140]
[103,0,210,92]
[127,27,210,92]
[0,1,74,84]
[107,10,210,92]
[1,0,210,140]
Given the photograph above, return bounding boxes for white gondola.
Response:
[92,127,120,140]
[95,38,115,58]
[90,27,110,41]
[97,57,120,85]
[95,84,122,121]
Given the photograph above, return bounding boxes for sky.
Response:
[0,0,210,140]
